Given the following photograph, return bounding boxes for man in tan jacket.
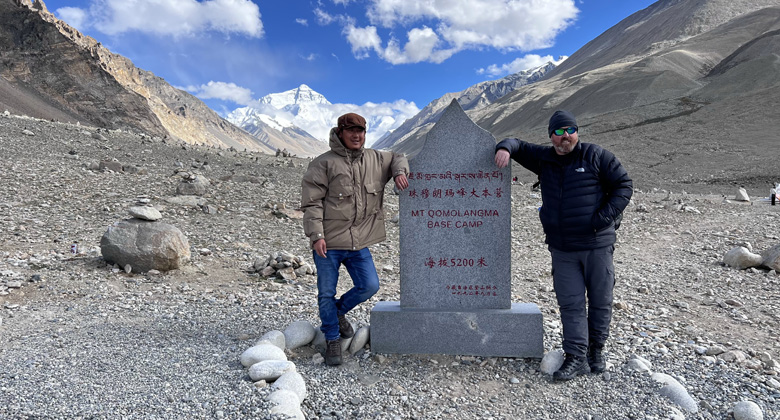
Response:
[301,113,409,365]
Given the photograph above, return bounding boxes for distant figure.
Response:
[494,110,633,380]
[301,113,409,366]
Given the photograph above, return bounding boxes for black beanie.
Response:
[548,110,577,137]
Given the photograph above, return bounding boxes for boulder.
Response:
[348,326,370,354]
[271,371,307,404]
[539,349,564,375]
[733,400,763,420]
[761,244,780,271]
[267,390,305,420]
[176,174,210,196]
[651,372,698,413]
[723,246,762,270]
[258,330,285,350]
[283,320,316,350]
[248,360,296,382]
[100,219,190,273]
[240,343,287,367]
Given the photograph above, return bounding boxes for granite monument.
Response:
[370,100,544,357]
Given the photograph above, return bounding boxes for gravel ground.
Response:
[0,114,779,419]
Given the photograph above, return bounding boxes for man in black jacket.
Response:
[495,110,633,380]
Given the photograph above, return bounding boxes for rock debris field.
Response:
[0,113,779,420]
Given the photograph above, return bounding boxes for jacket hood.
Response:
[329,127,364,158]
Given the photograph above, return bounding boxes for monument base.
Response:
[369,301,544,358]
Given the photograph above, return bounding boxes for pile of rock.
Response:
[100,203,190,274]
[251,251,314,280]
[175,172,210,196]
[723,243,780,272]
[239,319,370,419]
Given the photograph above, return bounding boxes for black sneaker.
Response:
[325,339,342,366]
[588,344,606,373]
[338,314,354,338]
[553,353,590,381]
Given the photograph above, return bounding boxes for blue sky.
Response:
[43,0,657,129]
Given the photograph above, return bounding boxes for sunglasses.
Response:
[553,126,578,136]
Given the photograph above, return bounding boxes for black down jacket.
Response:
[496,138,633,252]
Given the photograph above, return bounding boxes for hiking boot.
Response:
[325,339,342,366]
[588,344,606,374]
[338,314,354,338]
[553,353,590,381]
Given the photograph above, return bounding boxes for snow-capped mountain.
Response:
[227,84,334,142]
[227,84,419,147]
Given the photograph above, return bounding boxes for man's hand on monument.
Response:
[313,239,327,258]
[495,149,510,168]
[394,174,409,191]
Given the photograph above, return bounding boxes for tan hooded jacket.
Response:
[301,128,409,250]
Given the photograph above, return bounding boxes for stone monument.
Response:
[370,100,543,357]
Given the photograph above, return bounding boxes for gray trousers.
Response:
[550,246,615,357]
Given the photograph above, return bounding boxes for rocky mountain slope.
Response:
[0,0,325,157]
[385,0,780,194]
[372,62,556,152]
[0,111,778,419]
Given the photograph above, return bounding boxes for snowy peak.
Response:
[259,84,331,109]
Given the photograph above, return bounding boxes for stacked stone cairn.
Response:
[100,197,190,274]
[239,319,370,419]
[251,251,314,281]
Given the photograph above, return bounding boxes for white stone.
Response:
[652,372,698,413]
[128,206,162,221]
[239,343,287,367]
[248,360,296,382]
[723,247,763,270]
[283,320,316,350]
[271,371,307,404]
[721,350,747,363]
[539,349,564,375]
[267,390,305,420]
[733,400,763,420]
[348,326,370,354]
[258,330,285,350]
[735,187,750,202]
[625,354,653,372]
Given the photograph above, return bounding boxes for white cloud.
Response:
[184,81,254,105]
[77,0,263,37]
[478,54,568,77]
[300,53,318,61]
[236,99,419,146]
[296,18,308,26]
[314,8,338,25]
[55,7,88,31]
[345,25,382,59]
[316,100,420,146]
[340,0,578,64]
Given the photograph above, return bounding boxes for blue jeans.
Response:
[313,248,380,340]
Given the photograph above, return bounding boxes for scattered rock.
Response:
[723,246,763,270]
[733,400,764,420]
[283,320,316,350]
[240,343,287,367]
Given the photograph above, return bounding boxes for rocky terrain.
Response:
[0,112,779,419]
[0,0,327,158]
